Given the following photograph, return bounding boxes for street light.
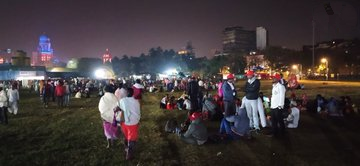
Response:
[321,58,329,80]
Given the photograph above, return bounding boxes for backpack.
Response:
[164,118,178,133]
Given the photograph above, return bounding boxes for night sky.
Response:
[0,0,359,61]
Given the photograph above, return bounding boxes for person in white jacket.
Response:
[98,85,119,148]
[268,73,286,137]
[0,86,8,124]
[7,85,19,115]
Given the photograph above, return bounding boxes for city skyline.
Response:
[0,0,359,60]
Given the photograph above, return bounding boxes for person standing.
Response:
[187,76,199,112]
[64,81,71,107]
[114,83,127,100]
[0,86,8,124]
[119,88,141,160]
[132,79,144,101]
[243,70,261,131]
[268,73,286,137]
[98,85,119,148]
[7,84,20,115]
[222,73,237,117]
[43,80,52,108]
[55,81,65,107]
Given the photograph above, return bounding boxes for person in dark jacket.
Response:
[187,76,199,111]
[178,112,207,145]
[43,80,52,108]
[243,70,261,131]
[222,74,237,117]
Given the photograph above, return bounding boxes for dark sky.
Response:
[0,0,359,61]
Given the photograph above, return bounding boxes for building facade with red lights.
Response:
[102,48,112,64]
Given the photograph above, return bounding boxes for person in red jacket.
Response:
[55,80,65,107]
[132,79,144,101]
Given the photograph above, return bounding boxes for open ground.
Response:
[1,80,360,166]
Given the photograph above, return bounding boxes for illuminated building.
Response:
[0,49,14,64]
[102,48,112,64]
[37,34,54,67]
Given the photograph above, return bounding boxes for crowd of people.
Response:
[158,71,304,143]
[2,71,358,161]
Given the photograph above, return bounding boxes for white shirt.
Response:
[119,97,141,125]
[114,88,127,100]
[161,97,167,104]
[270,82,286,109]
[98,92,118,123]
[198,80,204,87]
[0,90,8,107]
[183,99,192,110]
[287,107,300,128]
[7,89,19,102]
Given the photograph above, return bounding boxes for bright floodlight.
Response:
[321,58,327,63]
[165,69,177,75]
[95,69,106,79]
[292,64,298,70]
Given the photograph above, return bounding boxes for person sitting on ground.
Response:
[284,101,300,128]
[213,94,224,115]
[183,96,192,111]
[344,96,354,114]
[149,84,158,93]
[177,112,207,145]
[327,97,342,117]
[176,92,188,110]
[160,94,169,109]
[202,93,217,120]
[219,98,250,139]
[231,105,251,139]
[315,94,327,113]
[300,93,308,111]
[166,96,176,110]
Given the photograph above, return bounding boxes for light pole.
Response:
[321,58,329,80]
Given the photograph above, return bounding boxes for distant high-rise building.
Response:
[36,34,54,67]
[222,26,256,54]
[11,50,31,67]
[31,52,38,66]
[102,49,112,64]
[0,49,14,64]
[256,27,268,50]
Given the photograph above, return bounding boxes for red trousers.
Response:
[121,122,139,141]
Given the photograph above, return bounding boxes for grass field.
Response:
[1,80,360,166]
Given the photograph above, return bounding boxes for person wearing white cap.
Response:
[243,70,261,131]
[285,101,300,128]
